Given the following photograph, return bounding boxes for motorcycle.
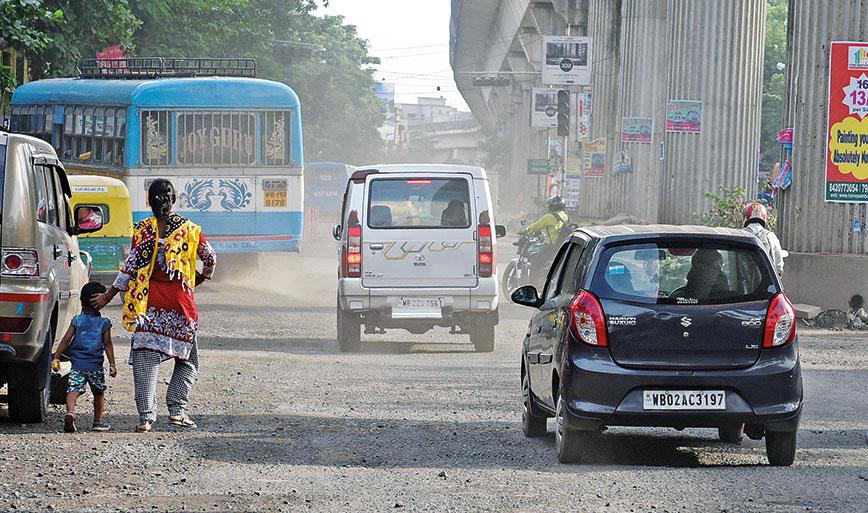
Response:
[502,232,547,299]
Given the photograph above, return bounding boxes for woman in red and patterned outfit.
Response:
[92,179,216,433]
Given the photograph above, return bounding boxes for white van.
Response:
[333,164,505,352]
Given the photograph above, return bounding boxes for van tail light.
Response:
[344,225,362,278]
[764,292,796,348]
[568,290,608,347]
[2,248,39,277]
[478,225,494,277]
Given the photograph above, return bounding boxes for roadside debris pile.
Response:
[800,295,868,330]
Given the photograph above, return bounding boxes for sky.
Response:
[319,0,470,111]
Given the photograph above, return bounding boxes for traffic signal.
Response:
[472,76,511,87]
[557,90,570,137]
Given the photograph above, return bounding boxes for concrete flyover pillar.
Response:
[611,0,668,223]
[660,0,766,225]
[775,0,868,309]
[578,0,622,220]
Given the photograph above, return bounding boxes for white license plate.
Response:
[642,390,726,410]
[397,297,443,309]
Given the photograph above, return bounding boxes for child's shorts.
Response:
[67,369,107,394]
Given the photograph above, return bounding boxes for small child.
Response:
[52,281,117,433]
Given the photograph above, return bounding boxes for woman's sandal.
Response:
[135,421,152,433]
[168,414,197,429]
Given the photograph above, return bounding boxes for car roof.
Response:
[355,163,488,179]
[577,224,756,242]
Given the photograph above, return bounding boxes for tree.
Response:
[759,0,788,172]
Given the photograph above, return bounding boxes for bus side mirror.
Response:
[332,224,342,241]
[73,205,104,235]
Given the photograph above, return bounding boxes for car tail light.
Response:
[344,225,362,277]
[2,248,39,278]
[0,317,32,333]
[568,290,608,347]
[764,292,796,348]
[478,225,493,277]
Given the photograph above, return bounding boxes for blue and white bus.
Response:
[10,58,304,253]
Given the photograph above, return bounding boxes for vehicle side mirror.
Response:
[332,224,343,241]
[80,250,93,272]
[511,285,542,308]
[520,219,529,227]
[72,204,104,235]
[495,225,507,238]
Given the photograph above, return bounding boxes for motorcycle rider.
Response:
[743,202,784,277]
[523,196,569,261]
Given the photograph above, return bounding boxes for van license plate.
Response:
[398,297,443,309]
[642,390,726,410]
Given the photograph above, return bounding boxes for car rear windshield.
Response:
[590,240,777,305]
[367,177,471,229]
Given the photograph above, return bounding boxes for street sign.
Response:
[527,159,552,175]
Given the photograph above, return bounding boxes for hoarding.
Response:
[542,36,591,85]
[621,117,654,144]
[531,88,559,128]
[583,138,606,177]
[826,41,868,202]
[666,100,702,133]
[576,91,591,143]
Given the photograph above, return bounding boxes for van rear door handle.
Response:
[52,244,63,259]
[369,243,384,250]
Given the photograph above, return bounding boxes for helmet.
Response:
[743,202,768,228]
[547,196,566,213]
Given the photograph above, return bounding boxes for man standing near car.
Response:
[743,202,784,277]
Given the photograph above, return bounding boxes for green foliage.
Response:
[28,0,140,79]
[694,185,777,230]
[0,0,64,54]
[759,0,788,166]
[3,0,385,165]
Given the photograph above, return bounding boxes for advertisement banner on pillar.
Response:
[576,91,592,143]
[563,178,581,209]
[531,88,559,128]
[541,36,591,85]
[826,41,868,202]
[621,117,654,143]
[666,100,703,133]
[583,138,606,177]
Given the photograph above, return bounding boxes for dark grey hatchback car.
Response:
[512,225,802,466]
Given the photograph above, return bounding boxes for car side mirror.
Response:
[511,285,542,308]
[72,204,104,235]
[495,225,507,238]
[332,224,343,241]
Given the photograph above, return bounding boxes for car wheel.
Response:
[555,395,585,463]
[765,430,797,466]
[471,315,495,353]
[718,424,745,444]
[8,328,52,423]
[521,370,547,437]
[336,300,361,352]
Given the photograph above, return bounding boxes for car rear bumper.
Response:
[338,278,499,315]
[0,282,52,363]
[559,341,803,433]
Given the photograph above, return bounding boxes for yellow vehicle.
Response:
[68,175,132,283]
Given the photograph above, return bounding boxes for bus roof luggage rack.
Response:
[76,57,256,79]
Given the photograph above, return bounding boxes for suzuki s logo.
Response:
[680,316,692,328]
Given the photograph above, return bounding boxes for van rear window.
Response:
[367,178,471,229]
[590,241,777,305]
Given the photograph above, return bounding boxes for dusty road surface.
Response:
[1,241,867,513]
